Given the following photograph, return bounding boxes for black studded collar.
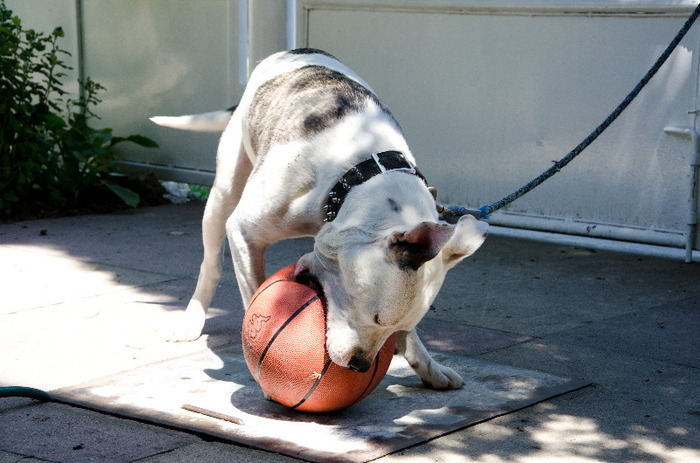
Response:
[323,150,428,222]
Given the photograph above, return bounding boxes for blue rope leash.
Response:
[443,3,700,222]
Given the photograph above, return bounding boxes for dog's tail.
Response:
[149,106,236,132]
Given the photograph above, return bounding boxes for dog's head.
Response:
[295,210,488,372]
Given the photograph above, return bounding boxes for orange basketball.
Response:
[241,264,395,413]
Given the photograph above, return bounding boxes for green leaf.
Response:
[44,112,65,128]
[111,134,159,148]
[104,182,140,208]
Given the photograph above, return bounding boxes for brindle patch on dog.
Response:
[247,65,399,157]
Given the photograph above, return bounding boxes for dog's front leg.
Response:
[169,188,239,342]
[169,110,252,342]
[395,329,466,390]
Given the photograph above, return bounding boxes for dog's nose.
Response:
[347,354,372,373]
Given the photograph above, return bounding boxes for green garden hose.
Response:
[0,386,52,402]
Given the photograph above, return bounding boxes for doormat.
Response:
[54,344,588,462]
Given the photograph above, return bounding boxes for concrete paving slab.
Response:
[0,204,206,278]
[547,296,700,368]
[430,235,700,336]
[0,450,48,463]
[453,339,700,462]
[0,402,199,463]
[53,344,586,463]
[0,279,236,391]
[0,397,36,413]
[2,202,699,462]
[137,441,298,463]
[0,245,175,314]
[2,203,325,285]
[416,318,530,356]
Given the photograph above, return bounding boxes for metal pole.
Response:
[74,0,86,112]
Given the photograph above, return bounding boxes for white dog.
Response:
[152,49,488,389]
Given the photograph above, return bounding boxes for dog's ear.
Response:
[441,214,489,266]
[387,222,454,270]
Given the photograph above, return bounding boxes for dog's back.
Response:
[150,49,375,135]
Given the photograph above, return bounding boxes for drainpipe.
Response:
[663,125,699,263]
[74,0,86,111]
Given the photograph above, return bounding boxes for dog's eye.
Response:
[373,313,382,325]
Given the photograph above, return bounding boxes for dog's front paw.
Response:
[419,361,466,390]
[166,306,206,342]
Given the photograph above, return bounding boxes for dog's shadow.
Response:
[202,342,380,425]
[202,338,441,431]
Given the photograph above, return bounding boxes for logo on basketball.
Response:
[247,313,271,340]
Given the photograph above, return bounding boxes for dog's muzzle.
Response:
[347,352,372,373]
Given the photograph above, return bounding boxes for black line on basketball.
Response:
[255,294,321,382]
[291,358,333,409]
[247,278,285,309]
[350,355,380,407]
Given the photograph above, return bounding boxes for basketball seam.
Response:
[255,294,321,382]
[350,354,380,407]
[290,358,333,410]
[247,278,285,309]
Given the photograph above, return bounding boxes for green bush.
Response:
[0,0,157,219]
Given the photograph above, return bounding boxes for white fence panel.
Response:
[6,0,244,186]
[5,0,81,94]
[302,0,700,250]
[6,0,700,251]
[82,0,243,185]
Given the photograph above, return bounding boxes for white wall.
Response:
[301,0,700,249]
[6,0,699,250]
[6,0,243,186]
[5,0,80,95]
[82,0,242,184]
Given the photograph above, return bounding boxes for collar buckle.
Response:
[371,151,417,175]
[371,152,388,173]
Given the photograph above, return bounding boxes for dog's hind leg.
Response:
[224,188,272,307]
[396,328,466,390]
[169,112,253,341]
